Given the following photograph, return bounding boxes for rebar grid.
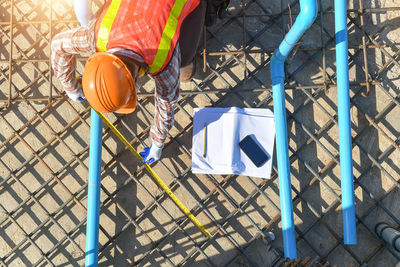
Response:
[1,0,400,266]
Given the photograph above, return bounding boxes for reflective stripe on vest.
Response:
[150,0,188,73]
[96,0,122,52]
[96,0,188,73]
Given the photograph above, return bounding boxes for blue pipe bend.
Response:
[270,0,318,260]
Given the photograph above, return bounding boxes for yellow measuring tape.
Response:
[96,111,212,238]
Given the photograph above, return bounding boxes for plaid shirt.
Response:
[51,19,180,147]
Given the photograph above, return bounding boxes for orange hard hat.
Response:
[82,52,137,114]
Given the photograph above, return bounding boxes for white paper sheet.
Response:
[192,107,275,179]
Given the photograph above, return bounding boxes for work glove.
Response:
[139,143,164,164]
[65,87,86,102]
[65,76,86,101]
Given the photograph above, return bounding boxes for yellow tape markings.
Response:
[96,111,212,238]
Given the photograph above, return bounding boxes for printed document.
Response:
[192,107,275,179]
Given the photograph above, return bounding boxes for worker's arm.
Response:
[142,45,181,163]
[51,20,96,100]
[74,0,93,26]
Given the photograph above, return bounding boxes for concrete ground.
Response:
[1,0,400,266]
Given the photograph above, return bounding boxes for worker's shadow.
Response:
[65,0,400,265]
[98,0,400,264]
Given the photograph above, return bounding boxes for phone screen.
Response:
[238,135,270,167]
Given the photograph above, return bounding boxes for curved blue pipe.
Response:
[85,109,103,267]
[270,0,317,259]
[334,0,357,245]
[74,0,93,26]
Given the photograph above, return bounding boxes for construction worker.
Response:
[52,0,228,163]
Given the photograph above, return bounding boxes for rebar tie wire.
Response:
[95,111,213,238]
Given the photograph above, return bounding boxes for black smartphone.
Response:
[238,135,270,168]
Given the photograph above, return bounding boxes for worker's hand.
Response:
[65,77,86,101]
[65,87,86,102]
[139,144,164,164]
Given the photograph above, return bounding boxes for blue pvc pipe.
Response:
[334,0,357,245]
[74,0,92,26]
[270,0,317,259]
[85,109,103,267]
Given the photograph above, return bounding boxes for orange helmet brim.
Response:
[115,92,137,114]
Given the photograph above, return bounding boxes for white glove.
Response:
[139,143,164,163]
[65,87,86,101]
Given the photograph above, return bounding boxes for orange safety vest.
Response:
[95,0,200,74]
